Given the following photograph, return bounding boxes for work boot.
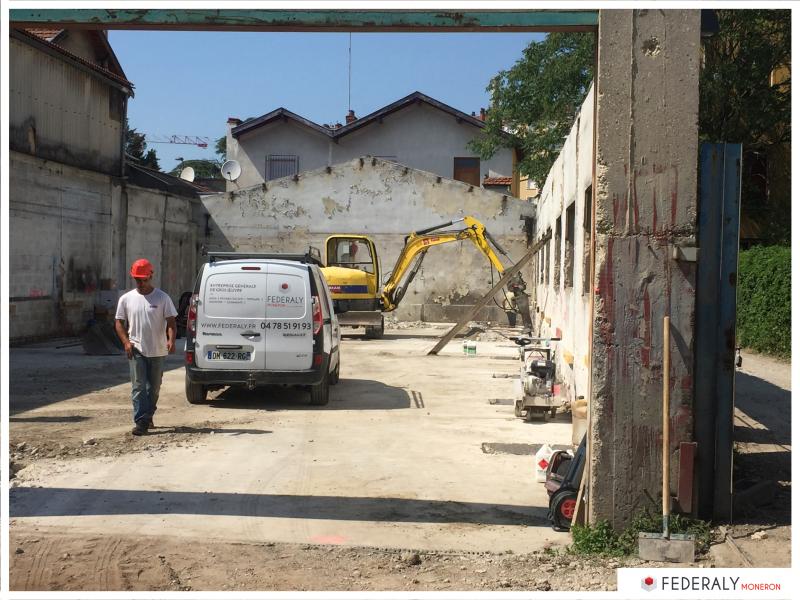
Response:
[147,418,155,429]
[131,422,148,436]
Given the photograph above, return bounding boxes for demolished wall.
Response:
[201,157,534,322]
[530,10,701,530]
[529,87,595,405]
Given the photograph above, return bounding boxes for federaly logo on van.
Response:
[266,295,303,304]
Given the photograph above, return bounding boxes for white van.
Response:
[184,251,340,406]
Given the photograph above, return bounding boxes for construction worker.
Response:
[341,240,359,264]
[114,258,177,436]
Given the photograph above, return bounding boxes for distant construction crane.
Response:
[145,135,210,148]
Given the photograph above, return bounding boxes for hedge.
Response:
[736,245,791,358]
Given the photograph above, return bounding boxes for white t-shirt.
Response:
[115,288,178,357]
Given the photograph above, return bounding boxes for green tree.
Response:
[124,118,162,171]
[468,33,594,187]
[215,136,226,161]
[700,9,791,244]
[124,118,147,159]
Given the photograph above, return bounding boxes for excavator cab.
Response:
[326,237,377,274]
[323,236,384,337]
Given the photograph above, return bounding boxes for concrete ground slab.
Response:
[10,325,574,554]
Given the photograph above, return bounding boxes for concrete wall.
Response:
[228,103,514,193]
[9,37,124,176]
[529,87,595,405]
[201,157,534,322]
[9,151,199,342]
[589,10,700,529]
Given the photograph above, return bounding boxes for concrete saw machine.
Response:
[510,336,563,421]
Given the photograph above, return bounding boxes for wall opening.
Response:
[545,229,551,285]
[554,215,562,288]
[565,202,575,288]
[583,185,592,295]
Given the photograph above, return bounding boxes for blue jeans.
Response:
[129,349,165,425]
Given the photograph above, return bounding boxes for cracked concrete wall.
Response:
[201,157,534,322]
[589,10,700,528]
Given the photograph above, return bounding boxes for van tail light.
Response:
[187,293,198,334]
[185,351,195,365]
[312,296,323,335]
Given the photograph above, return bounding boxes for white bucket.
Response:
[534,443,555,482]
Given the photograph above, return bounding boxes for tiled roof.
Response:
[234,91,518,145]
[483,176,513,185]
[25,28,64,41]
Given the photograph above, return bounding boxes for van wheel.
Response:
[309,373,330,406]
[330,358,340,385]
[185,373,207,404]
[365,316,384,339]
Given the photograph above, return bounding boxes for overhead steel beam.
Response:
[9,9,598,32]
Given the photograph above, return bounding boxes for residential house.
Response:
[225,91,520,196]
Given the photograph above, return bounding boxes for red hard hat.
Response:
[130,258,154,279]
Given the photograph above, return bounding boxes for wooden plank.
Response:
[427,233,550,355]
[677,441,696,514]
[571,464,588,527]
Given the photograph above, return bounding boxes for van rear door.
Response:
[264,263,313,370]
[195,266,267,370]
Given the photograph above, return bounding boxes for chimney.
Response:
[334,122,343,129]
[346,109,356,124]
[227,117,242,126]
[479,108,486,122]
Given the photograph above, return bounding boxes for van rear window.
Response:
[204,272,267,319]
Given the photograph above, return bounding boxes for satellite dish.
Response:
[221,159,242,182]
[179,166,195,182]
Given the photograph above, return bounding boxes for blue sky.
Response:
[109,31,545,172]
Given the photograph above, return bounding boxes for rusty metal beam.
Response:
[10,9,598,32]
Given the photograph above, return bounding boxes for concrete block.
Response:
[638,532,695,563]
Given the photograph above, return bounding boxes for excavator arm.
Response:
[381,216,512,312]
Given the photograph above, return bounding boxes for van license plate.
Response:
[208,351,251,361]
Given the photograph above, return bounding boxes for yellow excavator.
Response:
[321,216,532,338]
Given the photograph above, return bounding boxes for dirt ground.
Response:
[8,325,791,591]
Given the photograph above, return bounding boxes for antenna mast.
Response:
[348,32,352,112]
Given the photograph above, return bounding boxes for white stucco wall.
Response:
[231,120,331,189]
[530,86,595,403]
[228,103,514,194]
[332,104,513,183]
[202,157,534,322]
